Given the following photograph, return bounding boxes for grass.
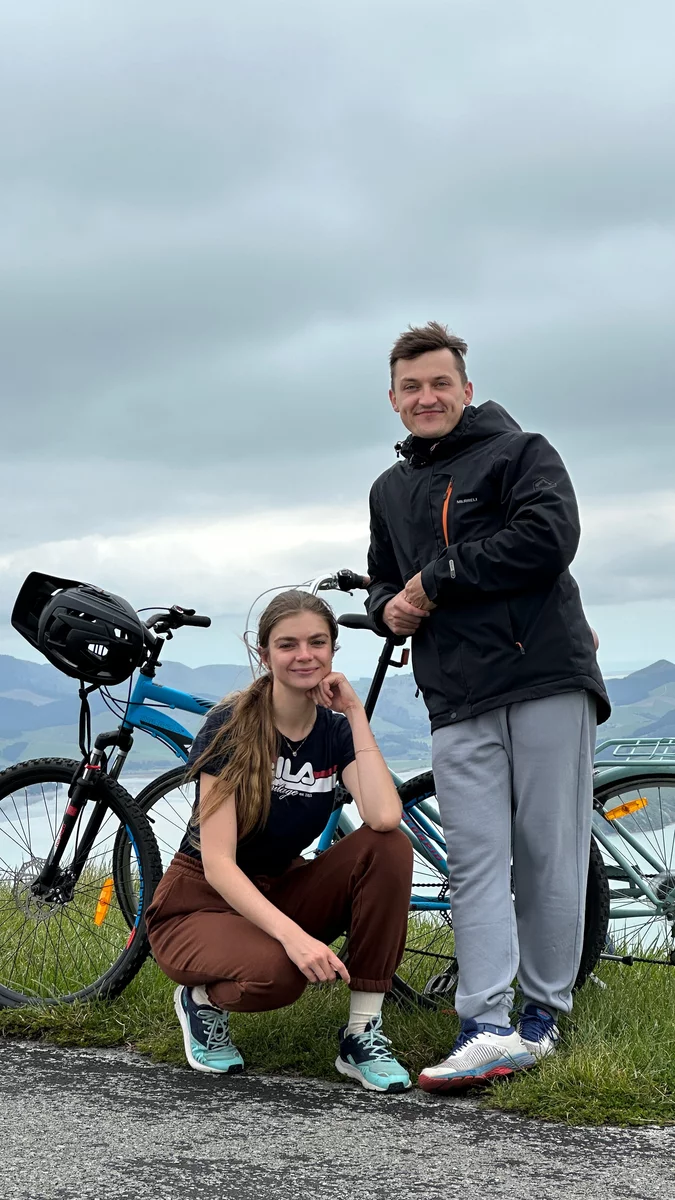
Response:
[1,955,673,1126]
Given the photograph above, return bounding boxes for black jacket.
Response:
[366,401,610,731]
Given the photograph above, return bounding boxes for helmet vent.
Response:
[87,643,109,659]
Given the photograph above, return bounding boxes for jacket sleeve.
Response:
[365,481,404,629]
[420,434,581,603]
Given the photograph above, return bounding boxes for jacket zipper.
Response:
[506,603,526,655]
[441,479,453,547]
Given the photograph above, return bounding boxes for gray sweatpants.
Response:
[431,691,596,1027]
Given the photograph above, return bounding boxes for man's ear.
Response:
[389,388,400,414]
[463,382,474,406]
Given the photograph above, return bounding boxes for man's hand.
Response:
[403,572,436,613]
[383,590,430,636]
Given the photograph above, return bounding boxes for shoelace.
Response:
[351,1022,395,1063]
[453,1025,481,1052]
[196,1006,234,1051]
[519,1009,555,1043]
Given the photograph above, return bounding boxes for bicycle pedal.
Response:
[588,973,608,989]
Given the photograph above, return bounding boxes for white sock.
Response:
[347,991,385,1035]
[191,984,222,1010]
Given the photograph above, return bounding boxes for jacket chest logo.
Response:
[456,496,479,505]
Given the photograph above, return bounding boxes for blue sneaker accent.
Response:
[174,985,244,1075]
[517,1004,560,1059]
[336,1014,411,1092]
[456,1019,515,1045]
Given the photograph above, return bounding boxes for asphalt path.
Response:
[2,1040,673,1200]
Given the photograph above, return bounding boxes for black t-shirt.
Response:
[179,704,356,877]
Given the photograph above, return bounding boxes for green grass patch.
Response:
[1,956,673,1126]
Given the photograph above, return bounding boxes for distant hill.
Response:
[1,653,674,770]
[605,660,675,706]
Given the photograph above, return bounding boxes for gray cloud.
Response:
[2,0,675,653]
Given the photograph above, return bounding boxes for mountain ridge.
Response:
[1,654,673,769]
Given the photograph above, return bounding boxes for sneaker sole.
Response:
[418,1052,536,1093]
[335,1056,411,1093]
[173,987,244,1076]
[418,1064,517,1092]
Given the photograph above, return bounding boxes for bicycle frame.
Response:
[122,673,213,761]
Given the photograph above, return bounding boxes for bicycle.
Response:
[0,603,212,1006]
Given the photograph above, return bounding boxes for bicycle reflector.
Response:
[11,570,146,686]
[94,878,114,926]
[605,797,648,821]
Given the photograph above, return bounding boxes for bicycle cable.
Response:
[242,580,316,680]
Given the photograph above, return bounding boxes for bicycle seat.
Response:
[338,613,407,646]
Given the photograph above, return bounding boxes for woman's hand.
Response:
[306,671,363,716]
[281,926,351,984]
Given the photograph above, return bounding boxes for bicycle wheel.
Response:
[113,767,195,927]
[0,758,162,1006]
[389,771,609,1007]
[593,773,675,964]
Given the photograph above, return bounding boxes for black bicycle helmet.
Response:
[11,571,146,686]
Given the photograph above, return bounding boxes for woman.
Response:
[146,589,414,1093]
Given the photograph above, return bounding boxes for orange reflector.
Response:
[605,797,648,821]
[94,877,114,925]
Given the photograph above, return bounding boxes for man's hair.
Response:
[389,321,468,387]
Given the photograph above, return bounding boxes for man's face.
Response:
[389,348,473,439]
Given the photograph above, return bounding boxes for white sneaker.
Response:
[418,1020,536,1092]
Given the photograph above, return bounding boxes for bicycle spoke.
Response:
[8,794,31,853]
[40,782,57,842]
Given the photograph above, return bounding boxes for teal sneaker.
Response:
[336,1014,411,1093]
[174,985,244,1075]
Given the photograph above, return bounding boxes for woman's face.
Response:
[260,612,334,691]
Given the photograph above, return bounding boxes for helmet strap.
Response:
[77,681,99,759]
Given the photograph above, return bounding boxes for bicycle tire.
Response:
[0,757,163,1006]
[390,771,609,1007]
[593,772,675,963]
[113,766,193,927]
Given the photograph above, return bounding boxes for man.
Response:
[366,321,610,1091]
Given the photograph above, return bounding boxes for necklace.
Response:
[278,720,315,759]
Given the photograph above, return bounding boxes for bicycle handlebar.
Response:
[181,612,211,628]
[313,568,370,594]
[144,605,212,635]
[336,568,370,592]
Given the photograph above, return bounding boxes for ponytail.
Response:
[188,588,338,844]
[189,674,277,841]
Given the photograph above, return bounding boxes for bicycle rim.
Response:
[389,772,455,1007]
[113,767,194,928]
[0,758,162,1006]
[594,773,675,965]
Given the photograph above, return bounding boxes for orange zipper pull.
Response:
[442,480,453,547]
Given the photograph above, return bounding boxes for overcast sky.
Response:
[2,0,674,680]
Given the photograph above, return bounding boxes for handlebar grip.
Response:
[336,568,370,592]
[183,614,211,628]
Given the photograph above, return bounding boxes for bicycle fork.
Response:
[31,749,110,900]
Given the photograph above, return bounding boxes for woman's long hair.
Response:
[188,589,339,843]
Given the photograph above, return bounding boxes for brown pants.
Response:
[146,826,413,1012]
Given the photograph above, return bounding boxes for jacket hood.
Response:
[396,401,522,467]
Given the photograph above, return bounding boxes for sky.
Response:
[2,0,675,682]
